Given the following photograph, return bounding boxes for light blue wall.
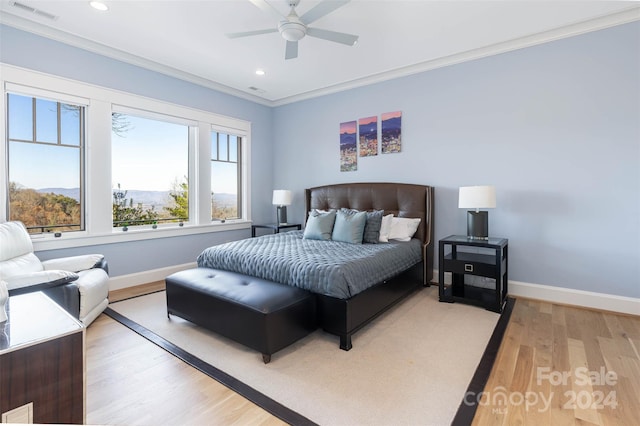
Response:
[0,24,274,276]
[2,22,639,297]
[272,22,640,298]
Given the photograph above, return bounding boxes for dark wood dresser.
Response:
[0,291,85,424]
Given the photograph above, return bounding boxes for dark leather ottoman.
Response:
[165,268,317,363]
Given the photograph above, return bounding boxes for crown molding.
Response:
[0,12,273,107]
[272,6,640,106]
[2,6,639,108]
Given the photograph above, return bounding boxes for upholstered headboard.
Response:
[305,182,434,283]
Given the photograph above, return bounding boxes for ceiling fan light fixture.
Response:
[89,1,108,11]
[278,20,306,41]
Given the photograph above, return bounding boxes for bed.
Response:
[197,182,434,350]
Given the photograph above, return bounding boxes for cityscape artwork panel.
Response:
[339,120,357,172]
[358,116,378,157]
[381,111,402,154]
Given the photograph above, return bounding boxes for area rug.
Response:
[107,286,503,426]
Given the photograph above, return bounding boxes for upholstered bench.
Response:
[165,268,317,363]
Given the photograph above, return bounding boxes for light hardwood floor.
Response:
[472,298,640,426]
[87,283,285,426]
[88,285,639,425]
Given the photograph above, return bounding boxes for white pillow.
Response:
[388,217,421,242]
[378,214,394,243]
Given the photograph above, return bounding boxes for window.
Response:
[211,131,242,221]
[6,92,85,234]
[2,64,251,248]
[111,112,190,228]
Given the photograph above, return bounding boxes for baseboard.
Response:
[433,269,639,316]
[508,280,639,316]
[111,266,639,316]
[108,262,196,291]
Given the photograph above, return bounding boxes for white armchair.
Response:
[0,221,109,326]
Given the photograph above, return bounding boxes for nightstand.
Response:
[1,292,85,424]
[251,223,301,237]
[438,235,508,313]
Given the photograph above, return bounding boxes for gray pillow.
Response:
[332,210,367,244]
[303,210,336,240]
[341,208,384,244]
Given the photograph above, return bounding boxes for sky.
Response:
[8,95,79,189]
[8,94,237,194]
[111,114,188,192]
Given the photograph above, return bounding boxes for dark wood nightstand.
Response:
[1,292,85,424]
[251,223,301,237]
[438,235,508,313]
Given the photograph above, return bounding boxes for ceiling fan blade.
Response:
[226,28,278,39]
[285,40,298,60]
[248,0,286,21]
[299,0,350,25]
[306,27,359,46]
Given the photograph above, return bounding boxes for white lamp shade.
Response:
[272,190,292,206]
[458,186,496,209]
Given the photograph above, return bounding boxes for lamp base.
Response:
[467,211,489,240]
[277,206,288,225]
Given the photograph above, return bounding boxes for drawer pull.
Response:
[464,264,474,272]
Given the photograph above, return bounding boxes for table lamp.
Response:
[272,190,292,225]
[458,185,496,240]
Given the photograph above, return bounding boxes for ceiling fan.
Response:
[226,0,359,60]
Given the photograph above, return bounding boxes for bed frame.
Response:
[305,182,434,350]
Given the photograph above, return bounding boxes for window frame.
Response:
[210,129,243,222]
[110,106,195,230]
[1,64,252,251]
[5,90,88,234]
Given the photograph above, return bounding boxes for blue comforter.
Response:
[196,230,422,299]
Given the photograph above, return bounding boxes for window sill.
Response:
[31,221,251,251]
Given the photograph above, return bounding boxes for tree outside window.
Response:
[6,93,84,233]
[111,113,189,228]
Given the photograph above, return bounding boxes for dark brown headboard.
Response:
[305,182,435,283]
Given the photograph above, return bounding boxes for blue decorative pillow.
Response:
[363,210,384,244]
[303,210,336,240]
[332,210,367,244]
[341,208,384,244]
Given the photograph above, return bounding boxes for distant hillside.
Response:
[114,190,171,207]
[38,187,80,201]
[38,188,237,208]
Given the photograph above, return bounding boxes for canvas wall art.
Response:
[358,116,378,157]
[340,120,357,172]
[381,111,402,154]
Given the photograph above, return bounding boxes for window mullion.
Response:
[57,103,61,145]
[226,134,230,162]
[31,97,37,143]
[237,137,242,217]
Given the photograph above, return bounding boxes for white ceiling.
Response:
[1,0,638,106]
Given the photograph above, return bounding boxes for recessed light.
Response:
[255,69,266,76]
[89,1,108,11]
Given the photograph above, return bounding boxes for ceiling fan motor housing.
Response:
[278,20,306,41]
